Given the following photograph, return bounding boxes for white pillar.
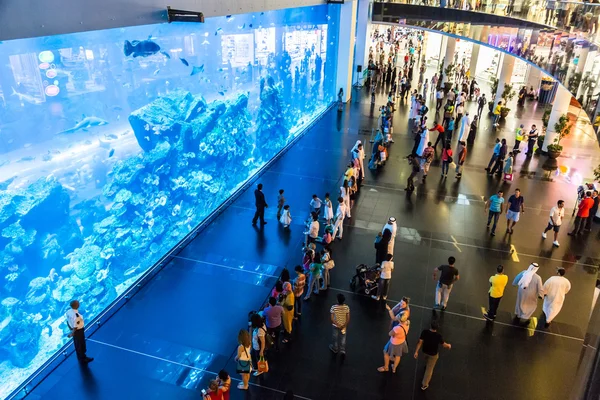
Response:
[542,85,572,151]
[336,0,358,102]
[526,66,542,90]
[576,47,590,74]
[469,43,480,78]
[352,0,371,86]
[442,37,456,84]
[576,50,596,99]
[495,53,515,105]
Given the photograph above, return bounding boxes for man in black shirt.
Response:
[432,256,459,311]
[414,320,452,391]
[252,183,268,226]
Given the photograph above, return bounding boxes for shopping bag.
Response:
[380,151,387,162]
[503,173,513,182]
[257,357,269,373]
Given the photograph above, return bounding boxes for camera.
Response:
[201,389,207,395]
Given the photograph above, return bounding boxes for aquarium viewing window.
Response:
[0,4,340,398]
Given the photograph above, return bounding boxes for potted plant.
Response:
[546,114,571,159]
[443,63,455,92]
[542,108,551,128]
[499,83,516,118]
[488,77,499,112]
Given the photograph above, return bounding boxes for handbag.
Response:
[260,327,274,349]
[399,325,409,353]
[257,356,269,373]
[447,155,453,164]
[504,173,514,182]
[236,347,251,373]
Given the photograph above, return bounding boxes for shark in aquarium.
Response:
[57,116,109,134]
[11,87,41,104]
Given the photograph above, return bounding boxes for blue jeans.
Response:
[332,326,346,353]
[487,211,500,233]
[442,160,450,175]
[493,114,500,124]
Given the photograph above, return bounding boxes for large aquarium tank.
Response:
[0,4,340,397]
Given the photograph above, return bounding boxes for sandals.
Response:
[377,366,389,372]
[237,382,248,390]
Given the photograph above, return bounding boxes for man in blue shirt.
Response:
[485,190,505,236]
[506,188,525,234]
[485,138,501,171]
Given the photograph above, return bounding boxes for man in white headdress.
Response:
[542,267,571,328]
[457,112,471,142]
[512,263,544,323]
[382,217,397,256]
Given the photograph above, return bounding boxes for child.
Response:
[277,189,285,220]
[320,248,335,290]
[309,194,322,216]
[304,259,323,300]
[279,204,292,228]
[513,124,524,154]
[323,193,334,224]
[320,225,333,247]
[302,243,316,273]
[503,152,514,182]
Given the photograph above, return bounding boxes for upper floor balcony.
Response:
[373,1,600,131]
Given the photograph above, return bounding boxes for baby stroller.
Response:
[349,263,380,295]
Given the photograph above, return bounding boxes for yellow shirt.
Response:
[489,274,508,298]
[493,105,502,115]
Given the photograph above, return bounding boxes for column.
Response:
[526,66,542,91]
[352,0,371,86]
[494,53,515,105]
[441,37,456,84]
[576,50,596,99]
[576,47,590,75]
[469,43,480,78]
[542,84,572,151]
[336,0,358,102]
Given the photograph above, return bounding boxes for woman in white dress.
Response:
[409,91,419,119]
[323,193,334,224]
[340,180,351,218]
[415,126,429,157]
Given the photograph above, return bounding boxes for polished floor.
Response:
[23,71,600,399]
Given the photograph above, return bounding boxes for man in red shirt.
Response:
[569,191,594,236]
[430,121,446,150]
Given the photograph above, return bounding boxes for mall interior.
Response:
[0,0,600,399]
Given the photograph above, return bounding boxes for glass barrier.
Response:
[0,4,340,398]
[381,0,600,43]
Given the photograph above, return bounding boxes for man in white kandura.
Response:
[382,217,397,256]
[542,267,571,328]
[332,196,348,241]
[512,263,544,324]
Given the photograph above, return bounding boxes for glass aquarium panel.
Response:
[0,4,340,397]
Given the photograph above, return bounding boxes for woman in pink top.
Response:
[378,308,410,373]
[441,142,453,177]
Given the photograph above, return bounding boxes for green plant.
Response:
[501,83,516,102]
[546,114,571,152]
[490,77,499,96]
[444,63,455,81]
[500,106,511,114]
[594,164,600,181]
[542,108,551,128]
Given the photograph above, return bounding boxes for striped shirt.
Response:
[293,273,306,297]
[330,304,350,328]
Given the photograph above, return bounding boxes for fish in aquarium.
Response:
[57,116,109,134]
[123,38,170,59]
[180,58,189,66]
[11,87,40,104]
[191,65,204,76]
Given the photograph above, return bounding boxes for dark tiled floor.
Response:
[24,59,600,400]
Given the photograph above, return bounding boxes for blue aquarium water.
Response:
[0,5,340,397]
